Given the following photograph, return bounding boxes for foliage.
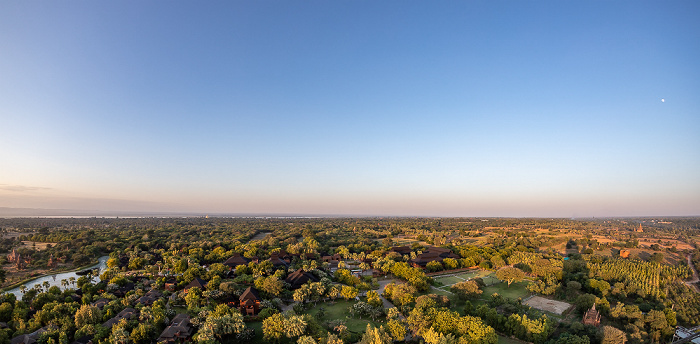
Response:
[450,280,482,300]
[495,267,525,287]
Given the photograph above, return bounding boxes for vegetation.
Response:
[0,216,697,344]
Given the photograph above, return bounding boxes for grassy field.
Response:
[454,270,491,279]
[481,275,500,286]
[434,276,464,285]
[482,280,531,300]
[430,288,454,298]
[247,321,264,343]
[302,300,385,334]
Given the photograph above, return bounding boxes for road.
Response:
[377,278,399,309]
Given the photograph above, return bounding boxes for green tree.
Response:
[74,305,102,328]
[366,290,383,308]
[196,313,246,343]
[495,267,525,287]
[284,315,307,339]
[426,261,443,272]
[552,333,590,344]
[129,323,153,344]
[297,335,316,344]
[263,313,286,343]
[386,319,406,341]
[600,326,626,344]
[450,280,482,300]
[340,286,358,300]
[358,324,392,344]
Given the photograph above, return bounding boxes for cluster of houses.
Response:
[9,245,461,344]
[391,246,461,268]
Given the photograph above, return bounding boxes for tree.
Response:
[185,287,203,311]
[325,333,344,344]
[283,315,307,339]
[297,336,316,344]
[366,290,383,308]
[358,324,392,344]
[262,276,284,296]
[426,261,443,272]
[495,267,525,287]
[129,323,154,344]
[574,294,597,313]
[263,313,286,343]
[74,305,102,328]
[197,313,246,343]
[443,258,459,270]
[450,280,482,300]
[600,326,626,344]
[386,319,406,341]
[294,285,311,303]
[340,286,358,300]
[391,284,417,308]
[552,333,590,344]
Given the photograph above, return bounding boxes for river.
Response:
[3,256,109,298]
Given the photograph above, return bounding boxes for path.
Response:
[377,279,399,309]
[685,254,699,292]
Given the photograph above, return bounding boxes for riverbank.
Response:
[0,256,107,294]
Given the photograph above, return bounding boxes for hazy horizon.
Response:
[2,1,699,218]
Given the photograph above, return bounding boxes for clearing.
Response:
[524,296,572,315]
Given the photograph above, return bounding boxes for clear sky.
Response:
[1,1,699,217]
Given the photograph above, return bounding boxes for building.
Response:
[390,246,412,256]
[91,299,110,309]
[239,286,262,316]
[285,269,319,289]
[184,278,207,292]
[10,326,53,344]
[224,253,251,270]
[47,254,57,269]
[157,314,193,344]
[136,289,162,306]
[102,308,137,329]
[582,304,601,327]
[7,249,30,270]
[268,253,290,269]
[410,246,460,268]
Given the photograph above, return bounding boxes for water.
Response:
[3,256,109,298]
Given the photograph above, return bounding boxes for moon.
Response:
[661,98,665,102]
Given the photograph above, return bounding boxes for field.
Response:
[301,300,385,334]
[482,281,531,300]
[430,270,531,303]
[19,240,53,251]
[524,296,572,315]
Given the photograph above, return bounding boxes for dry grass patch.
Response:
[524,296,572,315]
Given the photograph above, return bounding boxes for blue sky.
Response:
[1,1,699,217]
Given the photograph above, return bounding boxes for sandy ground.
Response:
[18,241,53,251]
[524,296,572,315]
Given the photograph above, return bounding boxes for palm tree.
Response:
[19,285,27,294]
[61,279,68,289]
[69,276,76,286]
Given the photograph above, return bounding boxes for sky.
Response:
[1,1,699,217]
